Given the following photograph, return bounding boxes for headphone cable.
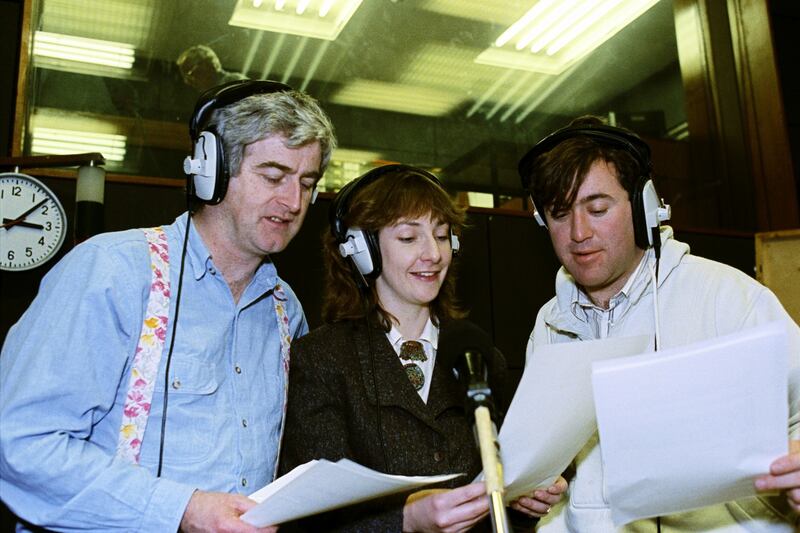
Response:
[649,259,661,353]
[649,227,662,352]
[651,232,662,533]
[156,204,192,477]
[362,298,389,473]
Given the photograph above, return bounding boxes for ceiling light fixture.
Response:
[319,0,336,16]
[230,0,363,41]
[530,0,592,53]
[32,128,127,162]
[477,0,659,75]
[331,79,464,117]
[33,31,135,69]
[515,0,575,50]
[494,0,556,47]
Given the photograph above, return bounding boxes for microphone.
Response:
[439,320,510,533]
[440,321,497,419]
[437,320,500,419]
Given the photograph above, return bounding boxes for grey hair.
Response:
[207,90,337,178]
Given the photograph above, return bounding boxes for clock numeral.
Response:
[45,221,52,231]
[32,192,36,202]
[7,250,14,261]
[41,205,49,215]
[11,186,21,196]
[38,236,45,246]
[25,247,32,258]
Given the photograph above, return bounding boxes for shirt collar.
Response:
[174,213,279,291]
[387,317,439,352]
[573,250,650,314]
[170,213,212,281]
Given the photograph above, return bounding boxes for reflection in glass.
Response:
[21,0,685,209]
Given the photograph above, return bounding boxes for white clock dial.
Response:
[0,172,68,271]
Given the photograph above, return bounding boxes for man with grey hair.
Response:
[0,81,336,532]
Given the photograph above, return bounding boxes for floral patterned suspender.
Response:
[116,226,292,467]
[116,227,170,464]
[271,285,292,478]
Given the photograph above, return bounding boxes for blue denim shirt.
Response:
[0,213,307,531]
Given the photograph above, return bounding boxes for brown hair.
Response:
[530,115,644,219]
[322,167,467,330]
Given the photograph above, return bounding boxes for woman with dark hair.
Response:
[280,164,565,532]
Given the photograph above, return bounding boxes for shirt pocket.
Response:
[141,359,222,465]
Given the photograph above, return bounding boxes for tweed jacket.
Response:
[278,319,508,532]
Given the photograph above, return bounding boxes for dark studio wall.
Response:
[770,0,800,211]
[0,0,22,157]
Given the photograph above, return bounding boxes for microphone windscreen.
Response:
[438,319,495,372]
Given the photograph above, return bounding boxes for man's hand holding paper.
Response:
[756,439,800,514]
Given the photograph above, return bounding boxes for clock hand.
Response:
[2,218,45,230]
[5,198,49,226]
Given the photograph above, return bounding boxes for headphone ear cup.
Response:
[363,229,382,278]
[632,178,662,249]
[211,132,229,204]
[531,197,547,227]
[339,228,382,278]
[450,232,460,255]
[184,131,216,202]
[184,130,229,204]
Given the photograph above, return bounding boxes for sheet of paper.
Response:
[592,321,789,526]
[498,334,652,501]
[241,458,462,527]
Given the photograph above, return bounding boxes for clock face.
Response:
[0,172,68,271]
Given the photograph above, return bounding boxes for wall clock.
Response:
[0,172,67,271]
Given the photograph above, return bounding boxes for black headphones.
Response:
[183,79,293,205]
[329,164,460,279]
[518,123,670,250]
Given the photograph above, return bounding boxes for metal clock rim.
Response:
[0,171,68,271]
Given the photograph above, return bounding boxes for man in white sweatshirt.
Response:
[517,115,800,532]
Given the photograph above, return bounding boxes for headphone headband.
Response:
[188,79,293,139]
[518,123,652,193]
[329,164,443,243]
[517,122,668,250]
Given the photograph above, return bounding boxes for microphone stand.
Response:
[473,403,510,533]
[454,345,510,533]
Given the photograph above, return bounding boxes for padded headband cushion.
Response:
[188,79,293,139]
[518,123,652,192]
